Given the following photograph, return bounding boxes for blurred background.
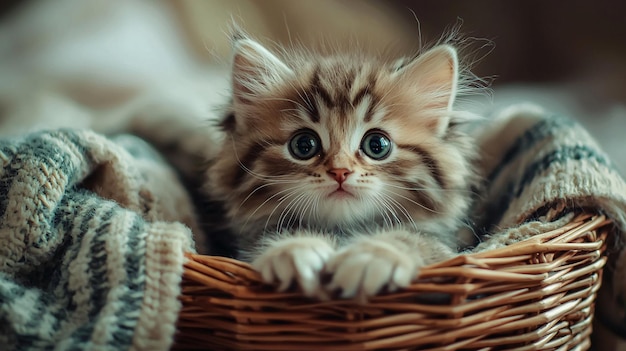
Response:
[0,0,624,172]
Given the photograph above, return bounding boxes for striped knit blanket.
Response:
[0,130,200,350]
[0,103,625,349]
[472,104,626,346]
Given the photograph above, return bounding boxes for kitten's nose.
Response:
[328,168,352,183]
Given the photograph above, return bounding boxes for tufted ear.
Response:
[231,36,294,106]
[394,45,459,135]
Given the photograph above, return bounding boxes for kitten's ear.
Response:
[395,45,459,135]
[231,36,293,105]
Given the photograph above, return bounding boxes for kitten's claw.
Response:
[252,237,334,297]
[325,239,422,301]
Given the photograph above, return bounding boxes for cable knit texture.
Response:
[472,104,626,342]
[0,130,197,351]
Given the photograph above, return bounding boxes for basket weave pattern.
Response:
[174,214,610,350]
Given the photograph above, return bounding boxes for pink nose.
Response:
[327,168,352,183]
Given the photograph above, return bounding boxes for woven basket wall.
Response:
[173,213,610,350]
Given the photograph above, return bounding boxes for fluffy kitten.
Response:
[206,34,478,301]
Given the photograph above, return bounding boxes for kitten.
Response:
[206,34,478,301]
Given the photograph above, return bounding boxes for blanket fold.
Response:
[0,129,197,351]
[473,104,626,342]
[0,102,625,350]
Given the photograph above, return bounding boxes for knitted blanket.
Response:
[0,130,200,350]
[472,104,626,346]
[0,102,625,350]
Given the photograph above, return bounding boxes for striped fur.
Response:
[205,35,480,299]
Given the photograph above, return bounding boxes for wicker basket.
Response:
[174,213,611,350]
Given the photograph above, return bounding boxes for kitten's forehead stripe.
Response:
[336,68,355,112]
[310,65,334,108]
[350,70,374,99]
[342,67,357,93]
[397,144,446,190]
[299,68,377,135]
[352,71,378,122]
[298,86,321,123]
[363,98,376,123]
[351,85,371,108]
[307,63,376,117]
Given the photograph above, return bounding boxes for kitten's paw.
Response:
[324,239,423,301]
[252,237,334,298]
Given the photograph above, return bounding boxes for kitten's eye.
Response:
[289,130,321,160]
[361,130,392,160]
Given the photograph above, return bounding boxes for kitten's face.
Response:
[209,38,474,234]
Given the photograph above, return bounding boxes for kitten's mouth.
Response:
[328,187,355,199]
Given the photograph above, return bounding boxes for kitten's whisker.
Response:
[382,179,479,196]
[236,181,298,215]
[287,193,308,231]
[368,195,392,229]
[294,192,314,228]
[376,195,400,228]
[306,194,315,227]
[243,184,303,231]
[265,187,306,231]
[269,189,303,228]
[280,191,307,230]
[311,192,322,225]
[309,192,322,226]
[242,187,296,229]
[381,193,419,232]
[383,189,443,215]
[385,197,405,227]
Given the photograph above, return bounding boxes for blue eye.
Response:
[361,131,392,160]
[289,130,321,160]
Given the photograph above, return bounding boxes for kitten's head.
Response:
[209,35,477,235]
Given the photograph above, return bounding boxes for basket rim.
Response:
[183,213,609,282]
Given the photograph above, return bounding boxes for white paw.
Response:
[252,237,334,297]
[324,239,422,300]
